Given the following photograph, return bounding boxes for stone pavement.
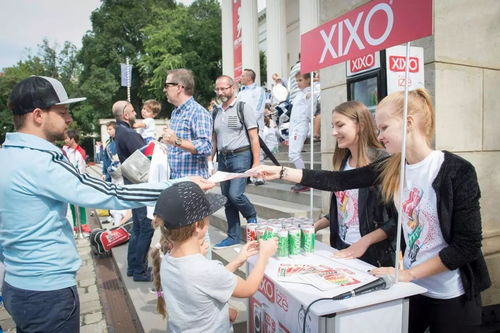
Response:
[0,226,108,333]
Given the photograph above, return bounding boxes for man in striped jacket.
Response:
[0,76,212,333]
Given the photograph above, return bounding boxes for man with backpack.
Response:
[210,75,260,248]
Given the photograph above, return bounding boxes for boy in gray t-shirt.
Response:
[150,181,277,332]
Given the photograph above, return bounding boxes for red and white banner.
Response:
[232,0,242,81]
[301,0,432,73]
[386,45,424,94]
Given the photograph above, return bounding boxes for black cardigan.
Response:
[301,151,491,299]
[326,152,397,267]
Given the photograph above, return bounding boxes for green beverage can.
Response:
[301,224,315,255]
[265,225,279,240]
[256,225,267,240]
[288,227,301,257]
[277,229,289,258]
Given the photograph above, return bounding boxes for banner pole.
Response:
[126,57,131,102]
[394,42,411,283]
[309,74,315,220]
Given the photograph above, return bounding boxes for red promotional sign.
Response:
[232,0,242,81]
[389,55,419,72]
[301,0,432,73]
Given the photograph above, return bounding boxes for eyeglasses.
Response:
[164,82,179,88]
[213,86,232,93]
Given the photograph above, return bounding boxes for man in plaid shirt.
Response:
[162,68,214,257]
[162,68,213,179]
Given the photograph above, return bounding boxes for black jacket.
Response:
[326,151,397,267]
[301,151,491,299]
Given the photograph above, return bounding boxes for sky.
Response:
[0,0,265,72]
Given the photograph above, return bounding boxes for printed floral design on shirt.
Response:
[402,187,440,266]
[335,190,359,241]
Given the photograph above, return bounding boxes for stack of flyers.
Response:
[276,263,363,291]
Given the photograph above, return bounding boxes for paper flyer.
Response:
[208,170,254,183]
[276,262,372,291]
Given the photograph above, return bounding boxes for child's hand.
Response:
[236,241,259,262]
[259,238,278,258]
[199,239,209,256]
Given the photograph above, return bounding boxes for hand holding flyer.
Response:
[207,170,256,183]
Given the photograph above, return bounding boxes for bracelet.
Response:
[279,166,286,179]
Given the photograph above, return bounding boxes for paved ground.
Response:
[0,220,107,332]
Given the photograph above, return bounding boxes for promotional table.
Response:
[247,241,426,333]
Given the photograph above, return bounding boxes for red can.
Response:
[246,223,257,242]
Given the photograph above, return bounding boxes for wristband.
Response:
[279,166,287,179]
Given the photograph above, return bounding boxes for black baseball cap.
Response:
[154,181,226,229]
[8,76,86,115]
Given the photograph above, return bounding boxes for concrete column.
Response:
[265,0,288,89]
[241,0,261,85]
[299,0,319,35]
[221,0,234,77]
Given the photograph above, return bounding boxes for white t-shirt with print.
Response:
[401,150,464,299]
[137,117,156,140]
[161,253,237,333]
[335,160,361,245]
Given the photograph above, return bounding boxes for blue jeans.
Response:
[127,206,154,276]
[2,282,80,333]
[218,150,256,242]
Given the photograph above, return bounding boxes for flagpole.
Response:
[394,42,411,283]
[309,74,315,220]
[126,57,131,102]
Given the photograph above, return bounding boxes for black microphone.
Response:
[332,275,395,300]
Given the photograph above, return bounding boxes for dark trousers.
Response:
[409,294,482,333]
[2,282,80,333]
[127,206,154,276]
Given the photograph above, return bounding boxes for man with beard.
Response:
[112,100,154,282]
[0,77,210,332]
[210,75,260,248]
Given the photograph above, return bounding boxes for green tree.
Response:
[0,40,81,142]
[78,0,176,115]
[139,0,222,114]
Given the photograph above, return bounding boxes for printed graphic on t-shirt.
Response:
[402,187,441,266]
[335,190,359,243]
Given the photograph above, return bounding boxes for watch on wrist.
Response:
[175,137,182,146]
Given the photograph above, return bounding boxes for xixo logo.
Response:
[258,275,275,303]
[350,53,376,73]
[389,56,419,72]
[320,3,394,63]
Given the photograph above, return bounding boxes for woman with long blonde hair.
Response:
[313,101,396,267]
[251,89,490,333]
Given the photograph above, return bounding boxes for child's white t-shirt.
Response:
[137,117,156,140]
[161,253,237,333]
[401,150,464,299]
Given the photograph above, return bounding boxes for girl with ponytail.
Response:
[251,89,490,333]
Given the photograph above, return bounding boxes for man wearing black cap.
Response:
[0,76,213,332]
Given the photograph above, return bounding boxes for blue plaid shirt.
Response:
[168,97,212,179]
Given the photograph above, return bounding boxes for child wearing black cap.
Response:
[151,181,277,332]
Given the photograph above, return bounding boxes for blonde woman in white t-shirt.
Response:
[251,89,490,333]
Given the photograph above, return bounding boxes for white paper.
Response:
[208,170,254,183]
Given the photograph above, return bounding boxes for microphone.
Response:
[332,275,395,300]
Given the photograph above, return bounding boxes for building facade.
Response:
[222,0,500,305]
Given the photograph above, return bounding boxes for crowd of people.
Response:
[0,63,491,333]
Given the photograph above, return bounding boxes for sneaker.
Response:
[253,178,266,186]
[213,238,240,249]
[128,266,152,277]
[247,217,257,224]
[291,184,310,193]
[133,272,152,282]
[313,136,321,142]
